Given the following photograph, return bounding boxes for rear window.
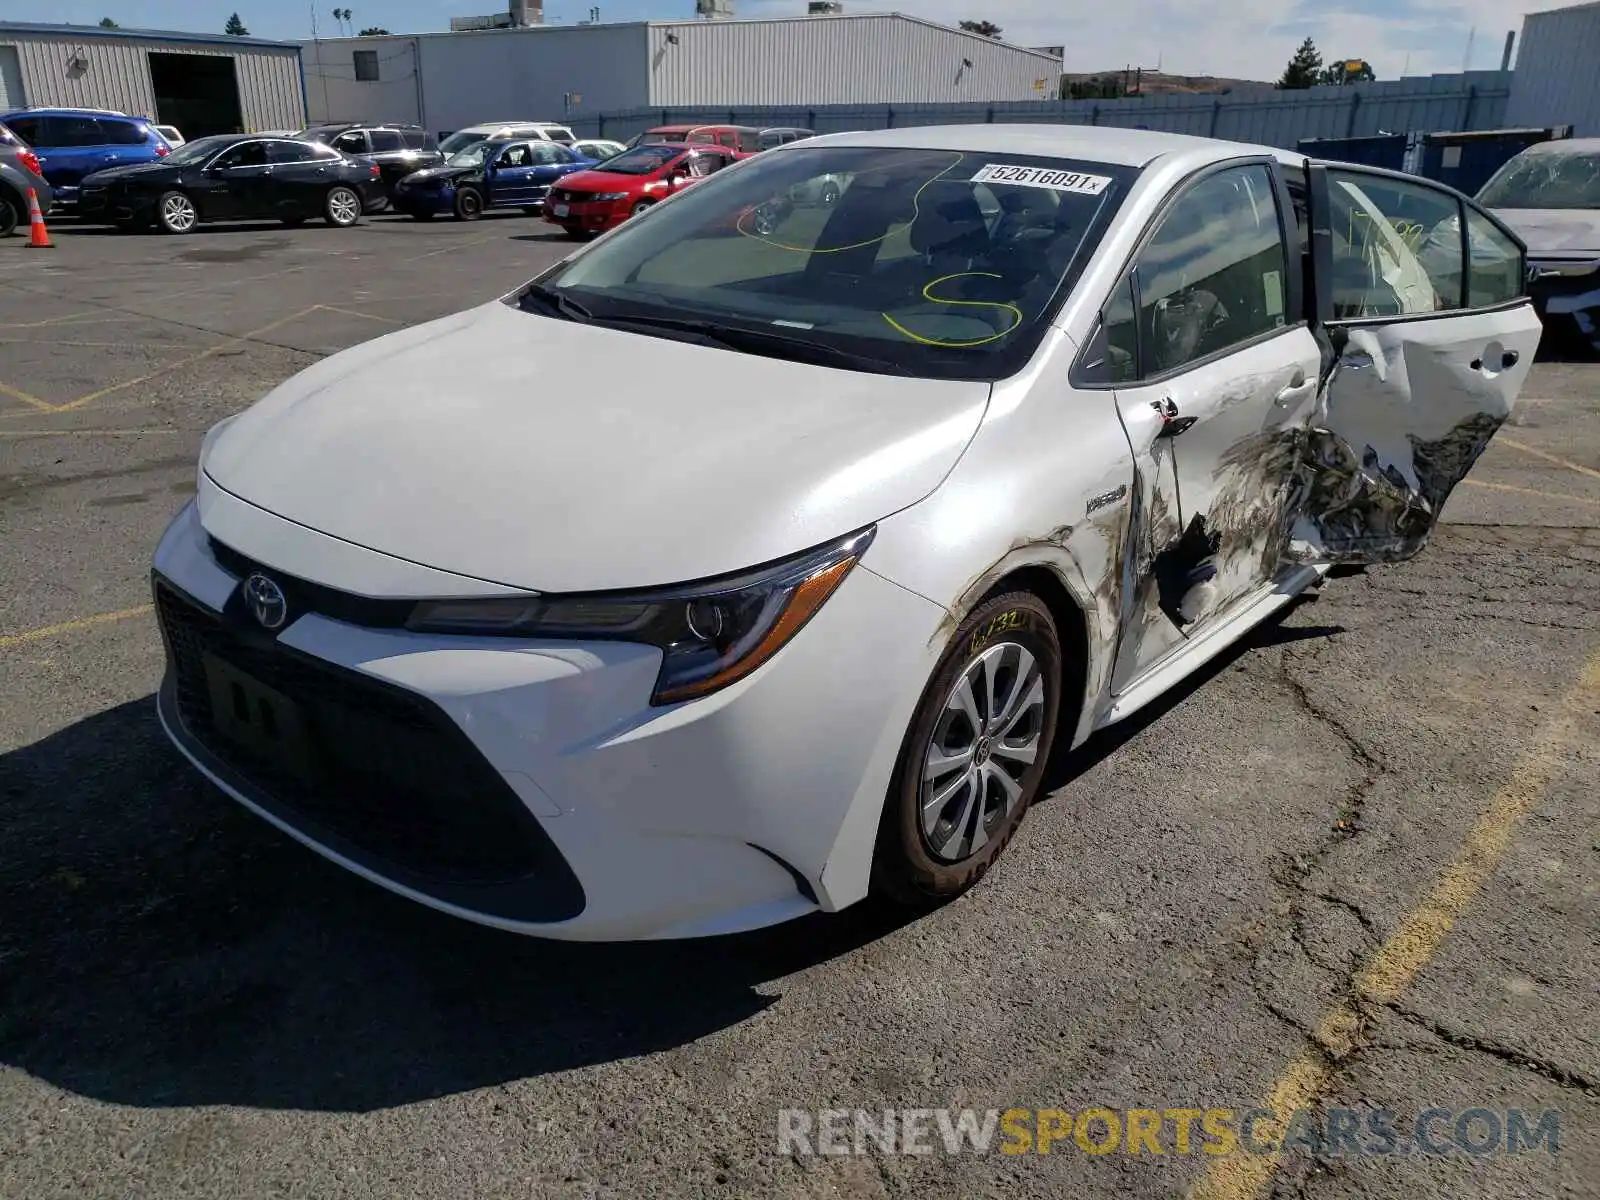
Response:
[6,116,40,144]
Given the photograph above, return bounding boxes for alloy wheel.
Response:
[919,641,1047,862]
[161,193,197,233]
[327,188,361,226]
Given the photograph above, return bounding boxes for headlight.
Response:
[406,528,874,705]
[589,192,630,201]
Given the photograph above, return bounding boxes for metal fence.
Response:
[561,70,1512,150]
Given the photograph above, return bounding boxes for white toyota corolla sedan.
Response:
[152,125,1538,940]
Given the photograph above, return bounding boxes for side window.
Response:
[7,116,40,144]
[1072,275,1138,386]
[1135,163,1289,376]
[215,141,267,168]
[332,130,367,154]
[102,119,151,146]
[52,116,107,148]
[402,129,431,150]
[1325,169,1463,319]
[1465,209,1525,308]
[267,140,316,164]
[353,49,380,82]
[368,130,403,152]
[500,144,532,167]
[532,144,565,164]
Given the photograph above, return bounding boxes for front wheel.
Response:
[454,187,484,221]
[156,190,198,235]
[872,591,1062,907]
[0,193,18,238]
[629,200,654,219]
[324,186,362,227]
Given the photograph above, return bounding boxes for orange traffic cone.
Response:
[24,188,53,249]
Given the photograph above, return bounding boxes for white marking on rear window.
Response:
[969,164,1111,195]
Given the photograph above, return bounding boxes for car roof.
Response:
[792,123,1284,169]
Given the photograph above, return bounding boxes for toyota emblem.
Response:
[243,573,289,631]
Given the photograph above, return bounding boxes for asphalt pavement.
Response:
[1,212,1596,1200]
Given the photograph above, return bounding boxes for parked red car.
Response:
[544,143,738,238]
[624,124,763,157]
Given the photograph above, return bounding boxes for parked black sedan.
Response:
[77,134,385,234]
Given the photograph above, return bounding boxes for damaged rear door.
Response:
[1293,164,1541,561]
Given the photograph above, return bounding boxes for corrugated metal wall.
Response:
[303,25,651,133]
[1506,2,1600,137]
[646,16,1060,106]
[1,31,303,131]
[574,72,1511,150]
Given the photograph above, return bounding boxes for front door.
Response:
[210,140,271,219]
[1293,164,1542,562]
[1112,161,1324,653]
[487,141,537,205]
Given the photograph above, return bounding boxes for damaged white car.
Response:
[152,125,1537,941]
[1479,137,1600,353]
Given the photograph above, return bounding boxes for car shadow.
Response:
[0,696,916,1112]
[0,600,1341,1114]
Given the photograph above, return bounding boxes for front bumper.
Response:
[543,195,629,232]
[392,183,452,215]
[152,494,948,940]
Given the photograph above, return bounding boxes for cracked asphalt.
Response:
[1,216,1597,1200]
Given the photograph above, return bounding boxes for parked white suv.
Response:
[438,122,575,154]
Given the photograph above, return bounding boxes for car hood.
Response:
[202,301,991,593]
[1491,207,1600,256]
[558,168,651,193]
[83,161,174,185]
[400,164,472,184]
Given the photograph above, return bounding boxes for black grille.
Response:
[208,537,414,628]
[155,578,584,919]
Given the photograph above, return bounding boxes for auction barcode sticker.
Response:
[970,164,1111,195]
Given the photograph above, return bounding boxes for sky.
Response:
[29,0,1555,80]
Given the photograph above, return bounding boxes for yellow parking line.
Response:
[317,304,402,324]
[48,306,320,415]
[0,605,154,651]
[1462,478,1600,507]
[1499,437,1600,483]
[1192,650,1600,1200]
[0,427,184,437]
[0,379,56,412]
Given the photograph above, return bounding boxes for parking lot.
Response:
[1,213,1596,1199]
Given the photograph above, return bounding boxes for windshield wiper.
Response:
[592,313,915,376]
[518,283,593,323]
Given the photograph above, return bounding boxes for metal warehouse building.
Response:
[301,14,1063,132]
[0,22,305,137]
[1505,0,1600,136]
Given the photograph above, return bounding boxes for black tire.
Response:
[454,187,484,221]
[155,190,199,234]
[408,210,435,221]
[872,591,1062,907]
[324,186,362,227]
[0,191,19,238]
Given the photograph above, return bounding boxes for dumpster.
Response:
[1417,127,1572,195]
[1296,134,1408,172]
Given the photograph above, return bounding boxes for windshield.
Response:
[166,135,240,166]
[447,142,491,168]
[1478,148,1600,210]
[592,145,685,176]
[440,130,494,155]
[518,145,1133,380]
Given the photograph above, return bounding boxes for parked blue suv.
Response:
[0,109,172,209]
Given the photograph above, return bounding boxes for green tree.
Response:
[98,16,118,27]
[359,26,390,35]
[958,19,1002,37]
[225,12,250,36]
[1277,37,1323,89]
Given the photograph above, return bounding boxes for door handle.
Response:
[1469,350,1520,371]
[1274,369,1314,407]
